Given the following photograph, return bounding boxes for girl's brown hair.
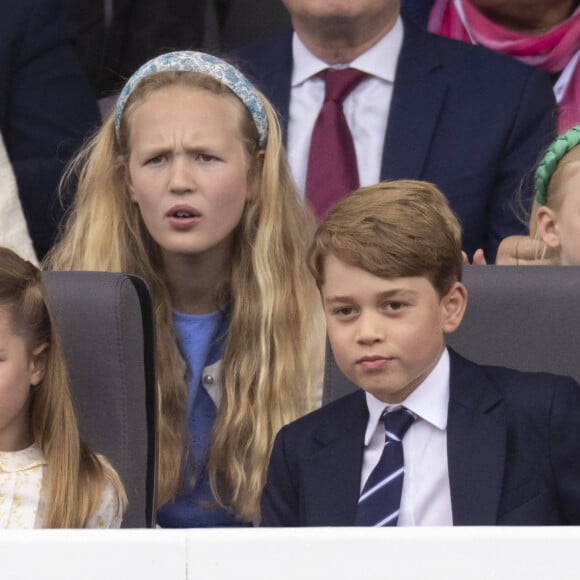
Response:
[0,247,125,527]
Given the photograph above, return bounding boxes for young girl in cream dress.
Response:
[0,247,126,528]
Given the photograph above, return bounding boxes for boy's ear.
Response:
[441,282,467,334]
[537,206,561,250]
[29,343,49,387]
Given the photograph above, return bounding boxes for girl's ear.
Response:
[29,343,49,387]
[441,282,468,335]
[537,206,561,250]
[119,156,138,202]
[246,150,265,202]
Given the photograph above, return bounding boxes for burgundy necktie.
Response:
[305,68,367,220]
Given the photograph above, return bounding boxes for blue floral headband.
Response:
[114,51,268,148]
[534,125,580,205]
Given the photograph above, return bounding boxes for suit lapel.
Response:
[302,391,368,525]
[447,350,506,525]
[381,19,448,180]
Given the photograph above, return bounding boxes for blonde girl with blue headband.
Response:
[45,52,325,526]
[0,246,126,528]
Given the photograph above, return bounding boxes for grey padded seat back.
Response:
[323,265,580,405]
[42,271,157,527]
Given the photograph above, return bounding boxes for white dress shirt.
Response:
[361,348,453,526]
[287,17,403,196]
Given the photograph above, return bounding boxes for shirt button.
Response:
[203,374,215,386]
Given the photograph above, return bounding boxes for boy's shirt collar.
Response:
[364,348,450,445]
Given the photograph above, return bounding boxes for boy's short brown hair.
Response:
[308,180,463,296]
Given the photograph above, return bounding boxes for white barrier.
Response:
[1,527,579,580]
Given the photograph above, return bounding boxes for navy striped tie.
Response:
[355,407,415,526]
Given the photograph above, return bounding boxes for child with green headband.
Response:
[477,125,580,265]
[45,51,325,527]
[528,125,580,265]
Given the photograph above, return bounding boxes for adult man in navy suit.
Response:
[234,0,556,262]
[261,180,580,526]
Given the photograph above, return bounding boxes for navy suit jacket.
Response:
[401,0,434,27]
[234,20,556,261]
[0,0,100,258]
[261,349,580,526]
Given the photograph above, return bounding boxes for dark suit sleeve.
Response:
[485,66,556,260]
[4,0,101,258]
[550,377,580,523]
[260,427,301,526]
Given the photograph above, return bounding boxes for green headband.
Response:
[534,125,580,205]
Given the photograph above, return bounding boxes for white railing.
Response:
[1,527,578,580]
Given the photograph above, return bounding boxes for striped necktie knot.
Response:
[383,407,415,443]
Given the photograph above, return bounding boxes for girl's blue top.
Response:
[157,308,245,527]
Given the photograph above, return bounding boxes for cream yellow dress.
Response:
[0,444,123,528]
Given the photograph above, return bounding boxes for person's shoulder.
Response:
[0,1,37,39]
[3,0,41,19]
[279,390,366,441]
[401,0,433,28]
[0,0,77,58]
[231,28,293,74]
[456,350,580,408]
[484,364,580,435]
[403,16,548,80]
[486,364,577,390]
[3,0,71,28]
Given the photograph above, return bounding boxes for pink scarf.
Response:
[428,0,580,132]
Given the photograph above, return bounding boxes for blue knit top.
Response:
[157,308,244,527]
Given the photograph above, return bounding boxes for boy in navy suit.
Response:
[260,179,580,526]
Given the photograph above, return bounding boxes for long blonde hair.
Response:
[0,247,126,527]
[46,70,324,520]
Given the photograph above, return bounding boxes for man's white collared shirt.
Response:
[287,17,403,196]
